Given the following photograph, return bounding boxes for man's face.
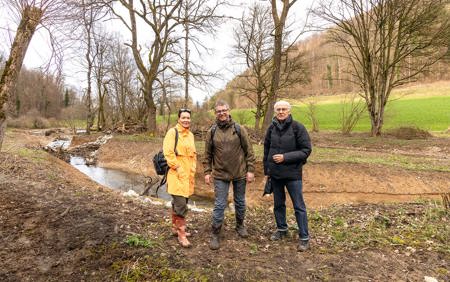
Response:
[275,104,290,121]
[215,105,230,122]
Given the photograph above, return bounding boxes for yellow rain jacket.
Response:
[163,123,196,198]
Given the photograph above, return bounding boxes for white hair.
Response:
[274,100,291,110]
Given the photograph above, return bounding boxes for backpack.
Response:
[145,128,179,197]
[152,128,179,175]
[209,123,244,153]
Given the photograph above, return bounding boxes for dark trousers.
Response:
[272,178,309,241]
[172,195,189,217]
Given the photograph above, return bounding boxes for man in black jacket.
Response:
[263,100,312,251]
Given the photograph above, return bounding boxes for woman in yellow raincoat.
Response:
[163,108,196,248]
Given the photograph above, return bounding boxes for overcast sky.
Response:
[0,0,314,103]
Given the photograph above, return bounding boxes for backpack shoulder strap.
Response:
[233,123,244,150]
[208,124,217,152]
[267,123,275,140]
[291,121,300,148]
[173,127,179,155]
[210,124,217,138]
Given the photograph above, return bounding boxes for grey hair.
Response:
[215,99,230,109]
[274,100,291,110]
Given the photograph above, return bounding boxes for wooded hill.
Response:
[214,26,450,109]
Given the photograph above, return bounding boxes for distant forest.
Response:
[214,32,450,109]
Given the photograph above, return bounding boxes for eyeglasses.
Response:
[215,109,229,114]
[275,107,289,112]
[178,108,191,116]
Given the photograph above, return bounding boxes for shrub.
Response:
[7,110,50,129]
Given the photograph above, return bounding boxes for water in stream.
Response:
[47,138,212,207]
[70,156,171,200]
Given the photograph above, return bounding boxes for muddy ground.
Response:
[92,130,449,208]
[0,129,449,281]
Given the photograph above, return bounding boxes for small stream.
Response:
[46,138,211,207]
[70,156,171,199]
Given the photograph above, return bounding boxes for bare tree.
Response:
[80,0,96,134]
[313,0,450,136]
[261,0,298,130]
[103,0,183,133]
[232,4,273,131]
[177,0,225,107]
[305,100,319,132]
[0,0,78,150]
[92,30,112,131]
[233,2,309,132]
[340,93,365,135]
[0,5,43,150]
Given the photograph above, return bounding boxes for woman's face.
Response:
[178,112,191,128]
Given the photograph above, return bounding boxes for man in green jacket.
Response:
[203,100,255,250]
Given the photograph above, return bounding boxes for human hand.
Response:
[246,172,255,183]
[205,174,212,185]
[272,154,284,163]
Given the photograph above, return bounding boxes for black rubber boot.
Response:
[209,224,221,250]
[235,218,249,238]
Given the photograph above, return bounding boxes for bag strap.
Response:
[210,123,243,152]
[174,127,179,156]
[291,121,299,149]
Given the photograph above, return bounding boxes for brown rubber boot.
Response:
[172,211,190,237]
[175,216,191,248]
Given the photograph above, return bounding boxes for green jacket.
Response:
[203,119,255,181]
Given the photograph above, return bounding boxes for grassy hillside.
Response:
[232,82,450,133]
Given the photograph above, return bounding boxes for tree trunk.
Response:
[262,26,283,130]
[262,0,291,130]
[143,80,157,133]
[147,102,157,133]
[0,105,7,151]
[183,4,190,107]
[97,84,107,131]
[254,90,263,131]
[0,6,42,151]
[369,104,384,137]
[85,28,93,134]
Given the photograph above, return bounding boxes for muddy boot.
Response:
[209,224,221,250]
[172,211,190,237]
[297,239,310,252]
[270,230,288,241]
[175,216,191,248]
[235,218,249,238]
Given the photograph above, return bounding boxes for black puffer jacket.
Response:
[263,115,312,180]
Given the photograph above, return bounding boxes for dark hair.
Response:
[178,108,192,117]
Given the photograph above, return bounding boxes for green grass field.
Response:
[232,95,450,132]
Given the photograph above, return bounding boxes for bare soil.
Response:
[1,129,449,281]
[93,131,449,208]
